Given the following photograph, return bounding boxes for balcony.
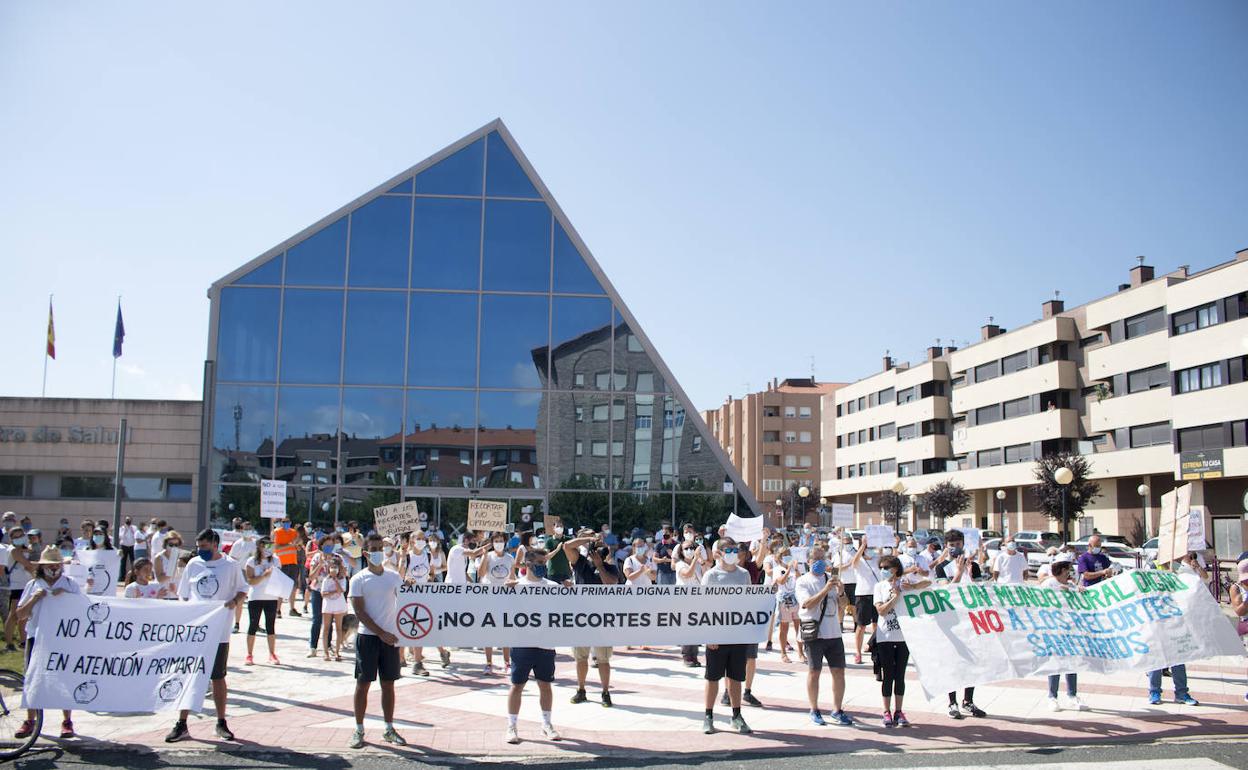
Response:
[895,434,951,463]
[952,360,1077,414]
[952,408,1079,454]
[894,395,952,426]
[1089,387,1171,433]
[1170,381,1248,430]
[1085,331,1168,382]
[1167,316,1248,371]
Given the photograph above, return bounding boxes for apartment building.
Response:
[704,378,843,512]
[822,249,1248,558]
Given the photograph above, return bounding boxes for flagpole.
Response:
[42,294,51,397]
[111,295,120,399]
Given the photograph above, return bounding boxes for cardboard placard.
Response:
[864,524,895,547]
[260,479,287,519]
[542,515,560,535]
[1157,485,1190,565]
[373,501,422,538]
[831,503,854,527]
[467,500,508,532]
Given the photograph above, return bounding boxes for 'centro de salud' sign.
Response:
[0,426,134,445]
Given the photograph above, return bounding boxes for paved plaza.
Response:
[44,610,1248,761]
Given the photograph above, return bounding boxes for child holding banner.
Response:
[14,545,81,740]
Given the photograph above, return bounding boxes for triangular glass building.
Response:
[203,120,756,534]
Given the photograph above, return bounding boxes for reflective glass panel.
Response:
[285,217,347,286]
[344,290,406,385]
[548,490,609,531]
[611,395,668,492]
[217,287,279,382]
[340,388,404,487]
[416,137,484,196]
[211,385,275,483]
[483,200,550,292]
[668,393,730,492]
[611,491,674,533]
[403,390,476,488]
[553,224,606,295]
[614,309,668,393]
[409,293,477,387]
[485,132,539,198]
[477,391,545,489]
[674,493,734,531]
[412,198,481,290]
[275,386,341,484]
[550,296,612,391]
[280,289,343,384]
[479,294,548,389]
[211,484,262,523]
[232,255,283,286]
[545,392,609,490]
[386,178,413,195]
[348,196,411,288]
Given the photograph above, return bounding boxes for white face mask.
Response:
[578,546,589,557]
[684,533,695,542]
[635,545,647,556]
[723,552,740,566]
[493,542,505,553]
[383,546,393,556]
[553,526,564,536]
[1005,543,1017,553]
[412,540,426,551]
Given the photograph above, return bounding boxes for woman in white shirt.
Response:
[153,531,184,600]
[873,555,927,728]
[1041,560,1086,711]
[15,545,82,739]
[772,548,804,663]
[242,539,281,666]
[478,533,515,675]
[623,538,655,586]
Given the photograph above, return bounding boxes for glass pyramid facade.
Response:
[203,120,756,534]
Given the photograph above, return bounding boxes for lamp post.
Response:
[775,497,783,531]
[1137,483,1150,540]
[819,496,828,528]
[1054,466,1073,543]
[909,494,918,534]
[995,489,1007,535]
[794,485,810,530]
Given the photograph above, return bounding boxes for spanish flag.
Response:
[46,299,55,359]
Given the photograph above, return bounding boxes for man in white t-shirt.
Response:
[445,533,485,585]
[846,535,884,665]
[117,516,138,580]
[992,539,1028,584]
[347,533,406,750]
[150,520,170,559]
[795,546,852,726]
[166,528,247,744]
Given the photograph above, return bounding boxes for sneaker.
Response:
[765,641,773,651]
[440,648,451,668]
[15,719,35,739]
[165,720,190,742]
[215,721,235,741]
[245,654,254,666]
[348,728,365,749]
[962,701,986,718]
[702,715,716,734]
[541,723,562,741]
[382,727,407,745]
[809,710,826,726]
[1175,696,1199,706]
[411,661,429,676]
[1067,696,1087,711]
[60,719,75,739]
[720,691,730,707]
[601,690,613,708]
[570,689,587,704]
[894,710,910,727]
[484,664,495,675]
[731,714,752,734]
[289,609,302,617]
[683,660,698,668]
[3,644,15,653]
[830,710,854,727]
[232,623,239,633]
[269,655,281,666]
[882,710,895,728]
[947,703,963,719]
[742,690,763,707]
[1047,696,1061,712]
[1148,693,1162,705]
[505,725,520,744]
[306,649,319,658]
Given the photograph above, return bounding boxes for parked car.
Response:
[1069,534,1133,549]
[1060,542,1142,571]
[1138,537,1214,564]
[984,538,1045,574]
[981,530,1003,541]
[911,528,944,547]
[1013,530,1063,549]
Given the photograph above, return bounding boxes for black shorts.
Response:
[510,647,556,685]
[355,633,401,683]
[9,589,21,606]
[855,595,878,626]
[807,637,846,672]
[211,642,230,681]
[705,643,749,682]
[281,563,300,582]
[746,643,758,660]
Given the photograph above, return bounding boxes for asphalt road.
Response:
[13,738,1248,770]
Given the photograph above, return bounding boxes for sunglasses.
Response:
[723,548,740,555]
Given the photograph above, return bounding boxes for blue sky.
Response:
[2,1,1245,410]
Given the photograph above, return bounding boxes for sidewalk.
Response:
[53,609,1248,761]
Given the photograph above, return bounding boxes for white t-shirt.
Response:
[429,550,444,578]
[624,554,653,586]
[178,555,246,643]
[795,572,841,639]
[348,568,402,637]
[230,536,256,565]
[19,575,81,636]
[853,552,883,597]
[993,552,1028,584]
[118,524,137,547]
[873,580,906,643]
[675,552,703,586]
[0,544,31,590]
[916,548,939,575]
[244,557,277,600]
[445,544,469,585]
[150,530,168,556]
[123,581,163,599]
[406,551,433,583]
[761,554,779,587]
[481,552,514,585]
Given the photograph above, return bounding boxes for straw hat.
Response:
[36,545,63,565]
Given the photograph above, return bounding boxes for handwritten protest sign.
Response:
[958,527,982,552]
[1157,485,1193,565]
[864,524,894,547]
[467,500,507,532]
[395,582,776,647]
[24,594,229,712]
[895,570,1245,697]
[260,479,286,519]
[373,501,422,538]
[831,503,854,527]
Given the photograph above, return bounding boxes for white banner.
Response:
[74,549,121,596]
[724,513,763,544]
[260,479,287,519]
[896,571,1246,698]
[24,593,229,713]
[393,582,776,648]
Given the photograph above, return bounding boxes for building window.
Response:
[1177,423,1224,452]
[878,422,895,439]
[459,450,470,465]
[979,448,1003,467]
[878,458,896,474]
[1125,307,1165,339]
[1176,363,1222,394]
[799,431,812,443]
[430,449,439,461]
[167,478,193,501]
[847,465,856,478]
[857,429,866,443]
[762,479,784,492]
[798,406,812,419]
[591,441,608,457]
[877,387,895,405]
[1001,351,1029,375]
[1127,364,1169,394]
[1002,396,1031,420]
[612,441,624,457]
[1080,333,1103,347]
[783,406,797,418]
[896,423,917,441]
[0,475,27,497]
[574,373,585,387]
[784,455,797,468]
[612,400,626,420]
[763,430,779,442]
[692,436,702,452]
[592,404,609,422]
[636,413,653,429]
[975,404,1003,425]
[1172,302,1221,335]
[575,440,584,456]
[1004,443,1033,464]
[896,387,916,405]
[974,361,1000,382]
[898,462,915,477]
[1129,421,1171,448]
[59,476,114,499]
[798,455,812,468]
[627,334,643,352]
[784,431,797,443]
[763,455,779,466]
[763,406,780,417]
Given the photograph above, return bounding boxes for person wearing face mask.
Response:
[154,530,184,601]
[320,556,349,662]
[117,515,137,581]
[1,526,36,651]
[898,537,922,576]
[502,547,564,745]
[674,529,707,667]
[796,547,853,726]
[306,534,338,658]
[243,538,282,666]
[166,528,248,743]
[931,529,988,719]
[345,534,407,749]
[991,537,1028,584]
[832,535,858,633]
[427,534,445,582]
[699,537,754,734]
[623,537,656,586]
[541,516,573,584]
[271,518,302,618]
[87,527,113,552]
[403,532,449,673]
[15,545,83,739]
[479,532,516,675]
[1076,534,1115,587]
[846,534,884,665]
[772,546,805,664]
[563,529,619,706]
[445,533,486,585]
[874,554,929,727]
[653,527,676,586]
[1039,560,1087,711]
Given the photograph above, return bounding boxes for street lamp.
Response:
[909,494,918,534]
[995,489,1007,535]
[890,480,905,535]
[775,497,783,530]
[795,485,810,529]
[1054,466,1073,542]
[1137,483,1150,540]
[819,496,828,528]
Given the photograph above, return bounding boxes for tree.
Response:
[1031,452,1100,541]
[879,490,908,528]
[922,480,970,530]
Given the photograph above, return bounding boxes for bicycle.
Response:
[0,667,40,760]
